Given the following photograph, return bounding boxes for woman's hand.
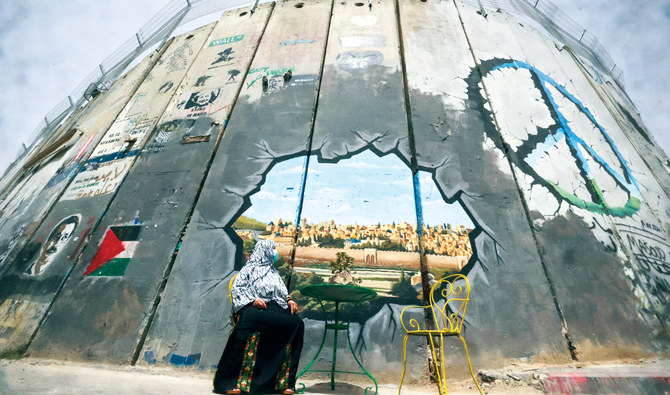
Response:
[288,299,298,314]
[252,298,267,310]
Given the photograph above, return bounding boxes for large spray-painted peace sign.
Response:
[474,59,641,217]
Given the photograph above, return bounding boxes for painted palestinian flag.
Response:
[85,225,141,276]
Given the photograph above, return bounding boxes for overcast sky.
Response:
[1,0,668,178]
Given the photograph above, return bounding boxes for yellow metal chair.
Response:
[398,274,482,395]
[228,274,239,332]
[228,273,238,305]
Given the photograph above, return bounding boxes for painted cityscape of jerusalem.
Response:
[231,151,475,300]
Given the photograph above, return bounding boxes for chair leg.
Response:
[458,335,483,395]
[399,334,410,395]
[439,335,447,394]
[427,335,446,395]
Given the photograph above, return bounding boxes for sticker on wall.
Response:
[350,15,377,27]
[85,224,142,276]
[25,215,81,276]
[209,34,244,47]
[336,51,383,71]
[339,36,385,48]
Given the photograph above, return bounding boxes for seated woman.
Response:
[213,240,304,395]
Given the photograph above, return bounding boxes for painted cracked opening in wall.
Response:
[230,150,476,315]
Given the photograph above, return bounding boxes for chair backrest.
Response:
[428,273,471,334]
[228,273,238,305]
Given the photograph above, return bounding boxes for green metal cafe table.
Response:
[296,283,378,394]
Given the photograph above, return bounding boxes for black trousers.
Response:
[213,301,304,394]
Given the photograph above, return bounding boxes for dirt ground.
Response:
[2,357,669,394]
[0,358,549,395]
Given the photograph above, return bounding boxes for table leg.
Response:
[296,299,328,392]
[331,301,339,390]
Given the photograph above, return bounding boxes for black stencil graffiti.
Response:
[164,40,193,72]
[194,75,212,87]
[211,47,235,65]
[227,69,240,83]
[627,234,670,275]
[146,119,197,153]
[184,90,221,110]
[158,81,174,94]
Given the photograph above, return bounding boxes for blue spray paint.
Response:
[169,353,200,367]
[491,61,638,195]
[279,39,315,47]
[413,172,424,240]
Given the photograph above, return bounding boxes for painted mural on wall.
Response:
[24,215,80,276]
[478,59,641,219]
[13,214,96,278]
[230,150,476,311]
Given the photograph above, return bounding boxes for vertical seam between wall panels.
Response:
[451,0,578,360]
[129,4,277,365]
[394,0,433,312]
[564,49,670,339]
[395,0,438,379]
[286,0,336,292]
[26,27,212,355]
[0,40,173,281]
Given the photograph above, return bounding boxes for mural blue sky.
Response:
[244,151,475,228]
[1,0,668,177]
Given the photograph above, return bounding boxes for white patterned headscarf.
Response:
[231,239,289,312]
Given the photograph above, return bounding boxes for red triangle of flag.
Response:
[85,229,126,275]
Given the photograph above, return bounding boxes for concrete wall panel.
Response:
[28,8,270,364]
[399,0,566,368]
[139,1,333,370]
[0,27,213,354]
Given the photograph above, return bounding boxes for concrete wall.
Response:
[0,53,160,276]
[0,0,668,383]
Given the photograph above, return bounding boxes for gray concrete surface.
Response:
[1,357,668,394]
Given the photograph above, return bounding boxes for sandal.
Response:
[226,390,242,395]
[282,390,295,395]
